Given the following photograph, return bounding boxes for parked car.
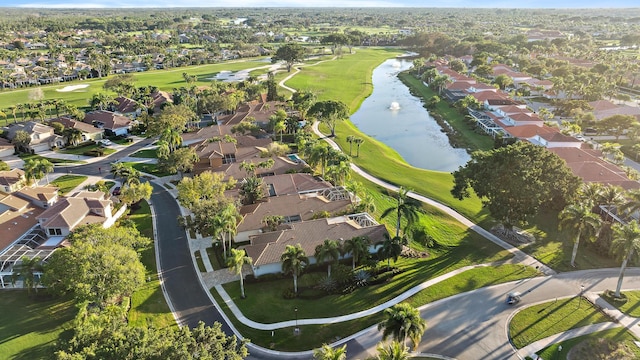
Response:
[99,139,113,146]
[112,186,121,196]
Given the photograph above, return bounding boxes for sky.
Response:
[3,0,639,8]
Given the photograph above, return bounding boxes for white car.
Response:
[575,135,586,142]
[99,139,113,146]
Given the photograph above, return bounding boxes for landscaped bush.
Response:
[353,269,371,287]
[316,276,337,293]
[282,287,297,299]
[83,148,105,157]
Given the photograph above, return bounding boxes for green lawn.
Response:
[0,58,273,112]
[122,162,172,177]
[127,200,176,329]
[194,250,206,272]
[0,292,76,360]
[534,328,640,360]
[19,153,84,164]
[59,143,116,156]
[602,290,640,317]
[509,296,610,349]
[130,149,158,159]
[50,175,87,195]
[215,264,535,351]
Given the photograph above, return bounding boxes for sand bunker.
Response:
[56,84,89,92]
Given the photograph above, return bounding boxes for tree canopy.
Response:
[452,142,581,228]
[308,100,350,137]
[272,43,305,72]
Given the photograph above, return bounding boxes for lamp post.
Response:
[578,285,585,308]
[294,307,299,334]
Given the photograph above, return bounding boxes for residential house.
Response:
[0,193,42,255]
[36,190,122,238]
[235,187,354,243]
[588,100,640,122]
[113,97,142,118]
[15,186,58,208]
[50,117,104,143]
[3,121,64,153]
[244,215,388,276]
[0,169,26,193]
[84,110,132,136]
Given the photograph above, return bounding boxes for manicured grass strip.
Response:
[0,292,77,360]
[128,200,176,329]
[194,250,206,272]
[510,297,610,349]
[602,290,640,317]
[59,143,116,156]
[405,264,539,308]
[50,174,87,195]
[214,265,535,351]
[122,162,172,177]
[534,328,640,360]
[206,246,223,270]
[19,153,84,164]
[211,287,384,352]
[130,149,158,158]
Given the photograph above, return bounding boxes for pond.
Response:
[350,58,470,172]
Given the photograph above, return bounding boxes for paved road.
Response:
[345,269,640,360]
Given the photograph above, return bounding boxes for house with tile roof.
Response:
[36,190,121,238]
[3,121,64,153]
[235,187,355,243]
[588,100,640,121]
[84,110,132,136]
[15,186,58,208]
[0,169,26,193]
[112,97,142,118]
[0,193,42,255]
[50,117,104,143]
[244,215,388,276]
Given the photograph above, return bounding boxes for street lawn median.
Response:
[533,328,640,360]
[51,174,87,195]
[602,290,640,317]
[509,296,610,349]
[19,153,84,164]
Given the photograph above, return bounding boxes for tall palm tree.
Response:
[354,137,365,157]
[281,244,309,294]
[599,185,625,220]
[621,188,640,220]
[611,221,640,298]
[227,248,252,298]
[381,187,421,238]
[160,127,183,153]
[314,239,342,278]
[220,203,240,257]
[346,135,355,156]
[307,142,332,178]
[343,236,370,269]
[377,303,427,351]
[64,127,84,147]
[579,182,603,208]
[559,204,602,267]
[375,341,410,360]
[11,256,43,296]
[313,344,347,360]
[378,234,406,270]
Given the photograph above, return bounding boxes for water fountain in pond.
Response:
[389,101,400,110]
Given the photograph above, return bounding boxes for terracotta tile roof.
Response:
[0,194,30,211]
[50,117,102,134]
[548,147,640,190]
[538,132,581,143]
[115,97,138,114]
[36,191,111,230]
[244,217,388,267]
[509,112,542,122]
[0,169,25,187]
[84,110,131,130]
[588,100,619,112]
[237,192,353,233]
[263,173,332,196]
[15,186,58,204]
[0,200,42,251]
[501,125,557,139]
[495,105,530,115]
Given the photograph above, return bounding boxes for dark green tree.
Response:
[272,43,305,72]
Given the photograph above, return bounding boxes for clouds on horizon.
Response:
[8,0,640,8]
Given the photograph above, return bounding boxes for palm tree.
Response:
[64,127,83,147]
[599,185,625,220]
[281,244,309,294]
[239,176,265,205]
[354,137,364,157]
[621,188,640,220]
[156,140,170,160]
[375,341,410,360]
[559,204,602,267]
[313,344,347,360]
[314,239,341,278]
[23,159,53,185]
[11,256,43,296]
[307,142,332,178]
[579,182,603,207]
[378,234,406,270]
[220,203,240,257]
[343,236,370,269]
[381,187,421,238]
[346,135,355,156]
[227,248,252,298]
[160,127,183,153]
[37,159,54,185]
[377,303,427,351]
[611,221,640,298]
